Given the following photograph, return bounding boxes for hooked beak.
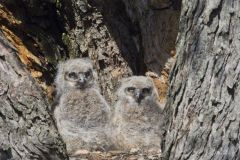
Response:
[77,75,86,88]
[134,92,144,104]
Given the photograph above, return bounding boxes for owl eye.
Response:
[142,87,152,95]
[125,87,135,93]
[85,70,92,77]
[68,72,78,79]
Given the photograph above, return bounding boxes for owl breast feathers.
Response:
[54,58,164,155]
[53,58,112,155]
[111,76,164,152]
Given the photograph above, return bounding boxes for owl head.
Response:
[55,58,98,93]
[117,76,159,104]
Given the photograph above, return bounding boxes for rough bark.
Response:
[164,0,240,159]
[0,31,67,159]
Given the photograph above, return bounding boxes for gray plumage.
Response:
[111,76,164,152]
[55,58,99,98]
[53,58,112,155]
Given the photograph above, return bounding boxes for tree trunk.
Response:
[0,31,67,159]
[163,0,240,159]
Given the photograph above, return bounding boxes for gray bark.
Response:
[163,0,240,159]
[0,31,67,159]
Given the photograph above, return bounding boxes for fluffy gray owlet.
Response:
[111,76,164,152]
[53,58,112,155]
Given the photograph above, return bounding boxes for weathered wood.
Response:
[163,0,240,159]
[0,31,67,159]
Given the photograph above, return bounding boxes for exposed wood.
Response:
[0,31,67,159]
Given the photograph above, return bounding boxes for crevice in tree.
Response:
[135,22,148,75]
[9,135,22,159]
[0,111,6,120]
[227,86,235,99]
[0,148,13,160]
[1,1,69,85]
[7,96,23,119]
[172,0,182,10]
[90,0,147,75]
[0,55,5,61]
[207,0,224,26]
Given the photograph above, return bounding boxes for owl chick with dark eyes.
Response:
[111,76,164,152]
[53,58,112,155]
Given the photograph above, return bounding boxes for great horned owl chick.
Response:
[111,76,164,152]
[55,58,99,98]
[53,58,112,155]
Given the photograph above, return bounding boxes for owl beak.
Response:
[134,92,144,104]
[79,76,86,83]
[77,75,86,87]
